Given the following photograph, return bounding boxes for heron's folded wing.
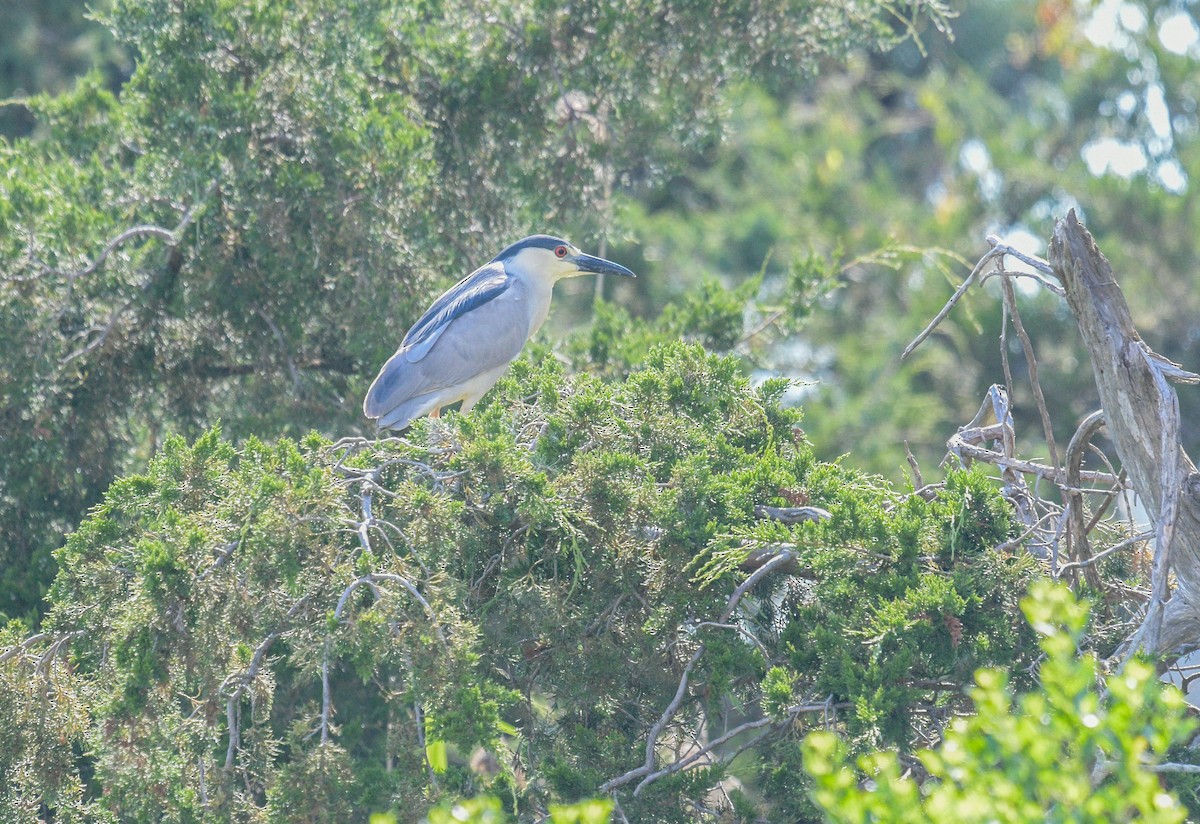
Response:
[364,275,529,419]
[401,262,510,363]
[407,291,531,386]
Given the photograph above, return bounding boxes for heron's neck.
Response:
[524,275,557,336]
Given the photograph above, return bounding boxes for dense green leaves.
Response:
[3,344,1049,820]
[0,0,948,623]
[610,0,1200,482]
[7,0,1200,820]
[804,582,1194,823]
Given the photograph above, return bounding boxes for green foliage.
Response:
[562,277,762,381]
[424,798,506,824]
[266,743,360,823]
[609,1,1200,484]
[8,1,1200,820]
[0,0,939,625]
[548,798,614,824]
[0,0,127,138]
[1,343,1047,820]
[804,582,1196,823]
[386,795,611,824]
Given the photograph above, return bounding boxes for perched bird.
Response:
[364,235,636,431]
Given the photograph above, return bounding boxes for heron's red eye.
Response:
[554,245,568,258]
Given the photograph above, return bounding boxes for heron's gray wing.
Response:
[401,262,510,363]
[364,274,530,419]
[404,289,530,386]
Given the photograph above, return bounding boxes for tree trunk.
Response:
[1049,210,1200,658]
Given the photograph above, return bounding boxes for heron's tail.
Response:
[371,393,443,432]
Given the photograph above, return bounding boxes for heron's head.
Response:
[494,235,636,284]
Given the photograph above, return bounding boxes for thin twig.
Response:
[903,238,1059,360]
[1063,411,1106,589]
[601,550,797,794]
[1056,531,1154,577]
[998,269,1059,468]
[904,440,924,490]
[902,248,994,360]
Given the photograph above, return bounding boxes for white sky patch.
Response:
[1146,83,1172,139]
[1082,137,1149,177]
[1078,3,1186,192]
[1157,158,1189,192]
[999,227,1046,262]
[959,139,990,174]
[987,226,1049,295]
[959,139,1002,201]
[1115,90,1137,117]
[1030,195,1068,223]
[1119,1,1148,33]
[1158,11,1200,55]
[1085,0,1147,53]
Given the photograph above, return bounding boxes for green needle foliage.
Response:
[3,342,1052,820]
[6,1,1200,822]
[0,0,947,624]
[804,581,1195,823]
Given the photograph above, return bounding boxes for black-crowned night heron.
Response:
[364,235,636,431]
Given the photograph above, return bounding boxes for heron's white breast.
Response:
[510,272,557,337]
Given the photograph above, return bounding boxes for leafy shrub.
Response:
[2,344,1048,820]
[804,581,1195,823]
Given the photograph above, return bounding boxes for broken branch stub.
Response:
[1049,210,1200,657]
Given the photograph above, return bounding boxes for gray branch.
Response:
[1048,211,1200,660]
[600,550,797,795]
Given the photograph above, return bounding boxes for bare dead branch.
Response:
[53,181,218,367]
[753,505,832,524]
[1149,762,1200,774]
[1056,531,1154,578]
[998,270,1059,467]
[631,700,847,796]
[0,632,50,664]
[905,440,925,490]
[903,237,1062,362]
[721,549,797,622]
[601,550,798,794]
[600,645,706,794]
[30,225,175,284]
[1063,411,1107,589]
[902,249,992,360]
[1047,211,1200,660]
[981,236,1057,281]
[946,441,1122,488]
[59,295,138,366]
[45,180,218,285]
[220,593,312,771]
[316,445,452,747]
[738,545,816,577]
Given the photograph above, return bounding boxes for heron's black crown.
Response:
[492,235,571,262]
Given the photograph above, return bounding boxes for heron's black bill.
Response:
[573,252,636,278]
